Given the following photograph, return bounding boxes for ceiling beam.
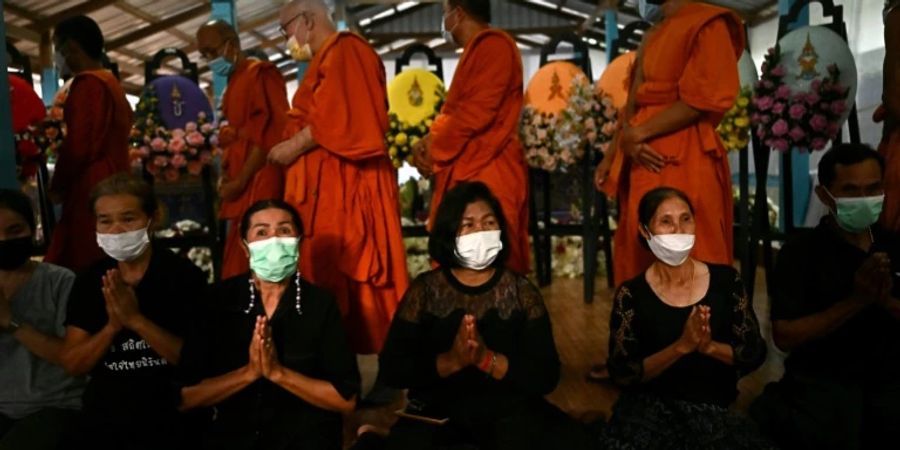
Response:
[4,3,42,23]
[363,2,434,31]
[114,1,196,44]
[105,4,212,50]
[34,0,120,32]
[6,23,41,42]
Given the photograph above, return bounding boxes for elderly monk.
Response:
[268,0,409,354]
[46,15,132,273]
[196,21,288,280]
[594,0,743,285]
[412,0,530,275]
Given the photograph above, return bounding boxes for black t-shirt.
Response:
[607,264,767,407]
[65,244,206,419]
[772,219,900,381]
[180,273,360,450]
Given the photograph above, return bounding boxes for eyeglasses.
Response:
[200,39,231,60]
[279,12,306,40]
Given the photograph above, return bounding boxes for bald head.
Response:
[196,20,241,62]
[279,0,337,55]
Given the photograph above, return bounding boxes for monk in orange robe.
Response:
[197,21,288,280]
[595,0,743,286]
[413,0,530,275]
[269,0,409,354]
[46,15,132,273]
[878,1,900,231]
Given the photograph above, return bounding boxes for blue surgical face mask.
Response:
[638,0,665,24]
[208,41,235,77]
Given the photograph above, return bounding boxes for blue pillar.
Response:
[41,69,59,107]
[0,1,19,189]
[604,9,619,63]
[211,0,237,107]
[779,0,810,229]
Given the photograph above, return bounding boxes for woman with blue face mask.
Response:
[178,199,360,450]
[590,186,773,449]
[371,182,583,450]
[60,173,207,450]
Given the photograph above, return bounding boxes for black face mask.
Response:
[0,237,33,270]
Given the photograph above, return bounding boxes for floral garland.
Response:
[717,87,752,152]
[521,75,618,172]
[750,45,850,152]
[129,85,220,181]
[14,86,68,179]
[386,85,446,169]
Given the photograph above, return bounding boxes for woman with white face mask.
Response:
[592,187,772,448]
[374,182,581,450]
[178,199,360,450]
[59,173,208,449]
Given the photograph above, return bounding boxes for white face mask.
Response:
[455,230,502,270]
[645,228,695,267]
[97,224,151,262]
[441,10,459,47]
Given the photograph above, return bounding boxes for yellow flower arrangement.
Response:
[717,87,752,152]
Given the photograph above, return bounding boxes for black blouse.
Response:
[607,264,766,407]
[180,274,360,450]
[379,268,560,419]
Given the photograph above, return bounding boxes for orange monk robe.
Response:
[608,4,744,286]
[219,59,289,280]
[428,29,530,275]
[47,70,132,273]
[878,118,900,232]
[283,32,410,354]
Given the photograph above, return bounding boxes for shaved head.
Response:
[196,19,241,61]
[281,0,334,26]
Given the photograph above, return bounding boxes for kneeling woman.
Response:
[598,187,773,449]
[179,200,360,450]
[379,182,577,450]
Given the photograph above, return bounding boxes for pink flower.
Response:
[197,111,207,121]
[789,103,807,120]
[810,114,829,132]
[187,161,203,175]
[171,153,188,168]
[209,135,219,147]
[773,102,786,115]
[830,101,846,116]
[811,138,828,150]
[755,96,774,111]
[164,167,179,182]
[137,145,150,157]
[770,138,789,152]
[805,92,820,105]
[153,155,169,167]
[200,123,214,134]
[168,137,187,153]
[789,126,806,142]
[810,79,822,91]
[170,129,186,140]
[771,65,786,77]
[776,85,791,99]
[185,131,205,147]
[771,119,789,136]
[185,122,198,133]
[150,137,167,151]
[763,80,774,90]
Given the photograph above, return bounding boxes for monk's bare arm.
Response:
[630,101,702,143]
[269,127,318,165]
[235,146,267,187]
[885,8,900,120]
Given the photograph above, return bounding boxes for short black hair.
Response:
[429,181,509,269]
[637,187,694,249]
[55,15,104,60]
[0,189,36,233]
[448,0,491,23]
[90,173,158,218]
[240,199,304,241]
[817,143,885,189]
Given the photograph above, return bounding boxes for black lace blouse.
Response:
[379,268,560,418]
[607,264,766,407]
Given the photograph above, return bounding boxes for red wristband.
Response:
[479,350,493,372]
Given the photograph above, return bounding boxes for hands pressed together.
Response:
[247,315,284,382]
[855,252,900,319]
[412,134,433,178]
[676,305,715,356]
[101,269,144,333]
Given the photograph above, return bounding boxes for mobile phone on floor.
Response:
[395,398,449,426]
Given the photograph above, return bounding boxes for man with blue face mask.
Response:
[195,21,289,281]
[750,143,900,450]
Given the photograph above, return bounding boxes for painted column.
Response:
[604,9,619,62]
[211,0,237,107]
[779,0,810,229]
[0,0,19,189]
